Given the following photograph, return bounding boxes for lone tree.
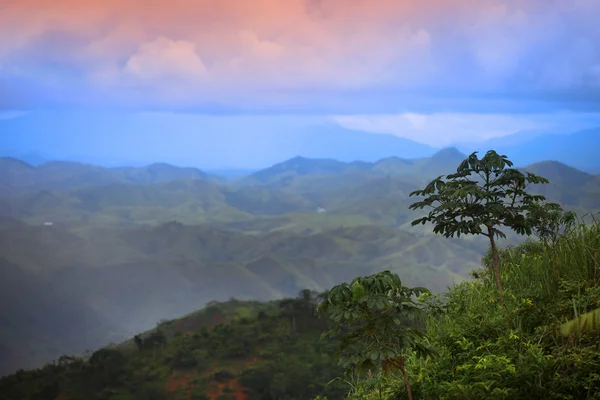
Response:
[408,150,564,308]
[317,271,435,400]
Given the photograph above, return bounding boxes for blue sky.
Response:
[0,0,599,168]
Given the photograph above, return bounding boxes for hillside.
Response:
[237,148,465,190]
[0,222,485,311]
[1,151,600,376]
[4,151,599,233]
[1,222,598,399]
[523,160,600,211]
[340,222,600,400]
[0,218,490,374]
[0,157,218,196]
[478,127,600,173]
[0,294,348,400]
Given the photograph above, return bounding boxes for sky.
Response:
[1,0,600,167]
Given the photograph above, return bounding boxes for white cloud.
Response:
[333,112,600,146]
[123,37,207,83]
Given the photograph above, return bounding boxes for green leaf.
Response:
[559,307,600,337]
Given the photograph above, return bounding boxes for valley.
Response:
[1,148,600,376]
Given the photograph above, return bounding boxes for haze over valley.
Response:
[2,145,600,375]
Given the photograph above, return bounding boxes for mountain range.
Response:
[1,148,600,375]
[1,111,599,172]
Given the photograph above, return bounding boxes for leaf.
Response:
[351,282,366,301]
[559,307,600,337]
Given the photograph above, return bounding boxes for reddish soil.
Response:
[206,379,250,400]
[55,394,67,400]
[209,313,225,326]
[166,369,198,399]
[202,352,263,400]
[165,325,259,400]
[206,381,226,399]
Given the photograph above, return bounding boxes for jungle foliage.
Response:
[318,218,600,400]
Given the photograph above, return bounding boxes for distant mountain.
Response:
[240,148,467,189]
[0,149,51,166]
[112,163,209,184]
[4,149,599,229]
[3,111,600,171]
[0,111,437,169]
[206,168,259,181]
[468,127,600,173]
[241,156,372,188]
[522,161,600,211]
[282,123,436,161]
[418,147,467,177]
[0,158,218,195]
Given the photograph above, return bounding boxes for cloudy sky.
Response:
[1,0,599,166]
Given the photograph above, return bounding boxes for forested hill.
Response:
[1,220,599,400]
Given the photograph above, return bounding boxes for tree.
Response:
[527,203,577,279]
[527,203,576,247]
[317,271,434,400]
[409,150,562,308]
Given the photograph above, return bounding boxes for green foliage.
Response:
[409,150,554,240]
[527,202,577,246]
[318,271,435,400]
[347,221,600,400]
[409,149,567,308]
[560,307,600,337]
[0,296,345,400]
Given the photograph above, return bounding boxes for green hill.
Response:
[1,221,598,399]
[2,152,600,378]
[0,221,487,374]
[523,161,600,211]
[3,153,599,233]
[0,294,348,400]
[237,149,466,193]
[0,158,217,196]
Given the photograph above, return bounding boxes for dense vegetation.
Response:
[316,151,600,399]
[0,295,348,400]
[324,220,600,399]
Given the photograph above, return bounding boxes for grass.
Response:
[494,215,600,304]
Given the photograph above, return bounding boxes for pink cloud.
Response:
[0,0,598,111]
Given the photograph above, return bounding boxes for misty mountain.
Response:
[239,148,466,189]
[0,112,436,169]
[522,160,600,211]
[0,221,488,374]
[2,112,600,172]
[3,149,600,230]
[468,127,600,173]
[0,157,220,196]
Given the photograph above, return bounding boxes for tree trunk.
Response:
[488,227,508,315]
[398,357,414,400]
